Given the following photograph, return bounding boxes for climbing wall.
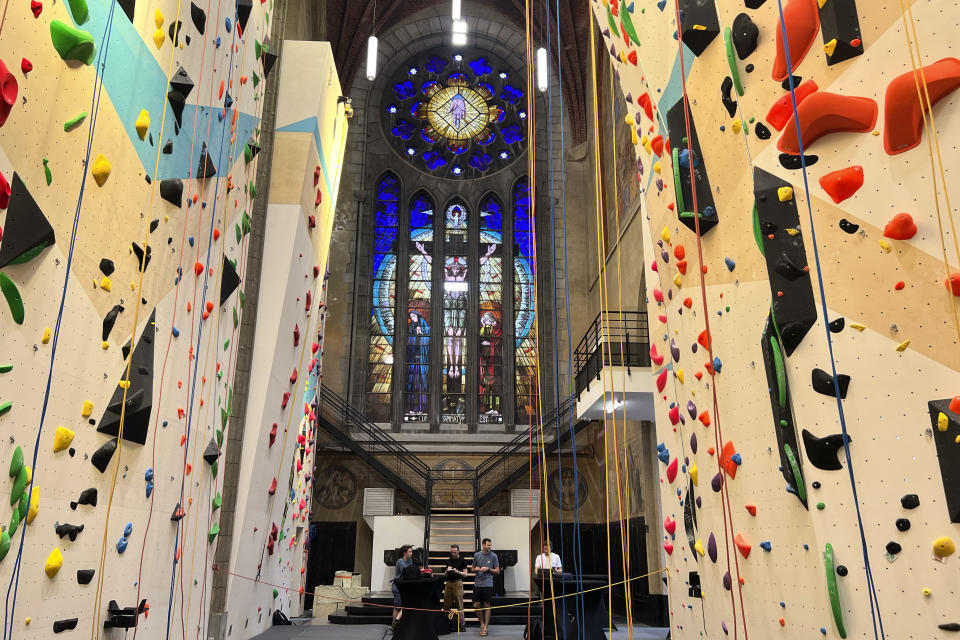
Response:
[0,1,344,637]
[591,0,960,638]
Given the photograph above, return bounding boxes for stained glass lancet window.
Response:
[478,194,504,423]
[405,192,434,423]
[366,173,400,422]
[442,201,469,422]
[513,179,538,426]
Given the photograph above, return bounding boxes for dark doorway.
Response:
[304,521,357,612]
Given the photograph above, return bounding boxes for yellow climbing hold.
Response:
[661,227,671,243]
[26,487,38,524]
[922,587,931,597]
[100,276,112,292]
[778,186,794,202]
[102,341,109,350]
[653,160,662,174]
[689,463,698,486]
[24,618,29,625]
[81,400,94,417]
[53,426,75,453]
[933,537,956,558]
[631,128,639,145]
[816,0,827,7]
[937,413,949,431]
[676,369,684,384]
[154,8,164,27]
[41,327,51,344]
[624,114,635,126]
[731,119,742,134]
[895,339,910,352]
[692,24,706,30]
[673,272,682,288]
[24,466,31,484]
[823,38,837,57]
[694,539,705,556]
[785,227,800,236]
[119,379,131,390]
[135,109,150,140]
[153,28,165,49]
[44,548,63,578]
[91,154,111,186]
[955,435,960,444]
[850,322,866,331]
[879,240,891,253]
[641,135,652,154]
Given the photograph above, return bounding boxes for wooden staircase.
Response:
[426,506,477,602]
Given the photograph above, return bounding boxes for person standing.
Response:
[471,538,500,636]
[391,545,414,631]
[444,544,469,631]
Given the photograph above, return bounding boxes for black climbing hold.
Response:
[168,19,184,47]
[0,173,57,269]
[838,218,859,234]
[160,178,183,207]
[197,142,217,178]
[895,518,911,532]
[170,66,194,100]
[683,480,699,562]
[104,599,148,629]
[190,2,206,34]
[817,0,864,67]
[721,77,737,118]
[102,304,124,342]
[677,0,720,56]
[162,139,173,154]
[885,541,902,555]
[70,488,97,510]
[939,623,960,632]
[900,494,920,509]
[117,0,134,22]
[91,438,118,473]
[99,258,115,276]
[811,368,850,398]
[149,219,160,233]
[262,51,279,78]
[171,502,185,521]
[68,447,75,457]
[167,90,186,129]
[53,619,79,634]
[755,122,771,140]
[773,251,809,280]
[185,35,191,46]
[829,317,845,332]
[97,310,156,445]
[203,437,220,465]
[667,100,720,235]
[779,153,819,170]
[55,522,85,541]
[224,91,233,109]
[745,63,754,73]
[781,75,802,91]
[731,13,759,59]
[687,571,702,599]
[802,429,851,471]
[927,400,960,522]
[812,481,821,489]
[220,254,241,306]
[121,337,132,361]
[744,0,766,8]
[236,0,253,31]
[131,242,152,272]
[77,569,95,584]
[835,564,847,576]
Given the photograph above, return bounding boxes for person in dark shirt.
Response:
[443,544,470,631]
[391,544,414,631]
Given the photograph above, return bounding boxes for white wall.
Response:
[369,515,425,591]
[478,516,535,593]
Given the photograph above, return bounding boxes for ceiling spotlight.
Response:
[452,0,461,21]
[604,399,623,414]
[536,47,548,92]
[452,20,468,46]
[366,35,378,81]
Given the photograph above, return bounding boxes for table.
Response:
[393,576,450,640]
[532,575,607,640]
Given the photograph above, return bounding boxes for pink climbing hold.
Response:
[0,58,18,128]
[653,288,664,303]
[0,171,9,209]
[289,368,298,384]
[664,516,677,535]
[650,344,664,366]
[268,423,278,447]
[281,391,290,409]
[666,457,678,483]
[268,477,277,495]
[818,166,864,203]
[656,368,668,393]
[668,405,679,425]
[663,542,674,555]
[20,58,32,74]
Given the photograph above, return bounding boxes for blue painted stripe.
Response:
[276,117,333,196]
[646,45,694,192]
[67,0,259,179]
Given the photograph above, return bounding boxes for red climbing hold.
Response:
[772,0,820,82]
[0,59,18,128]
[666,457,678,483]
[668,405,679,425]
[698,411,711,427]
[766,80,818,132]
[268,477,277,495]
[777,92,878,155]
[949,396,960,414]
[664,516,677,535]
[656,368,668,393]
[734,533,751,558]
[651,135,664,156]
[663,542,674,555]
[698,330,711,350]
[627,50,638,66]
[194,261,204,276]
[745,504,757,516]
[637,93,653,121]
[0,171,9,209]
[20,58,32,74]
[289,368,298,384]
[281,391,290,409]
[683,298,693,309]
[946,272,960,296]
[205,301,214,313]
[676,260,687,275]
[674,245,685,260]
[650,344,664,366]
[213,228,220,241]
[313,166,321,187]
[315,189,322,206]
[720,441,738,479]
[818,166,863,203]
[884,58,960,155]
[883,213,917,240]
[30,0,41,17]
[269,423,278,447]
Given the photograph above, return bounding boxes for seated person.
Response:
[534,541,563,577]
[444,544,469,631]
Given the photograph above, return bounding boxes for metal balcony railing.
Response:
[573,310,651,396]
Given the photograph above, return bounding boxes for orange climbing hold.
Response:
[949,396,960,414]
[777,92,878,154]
[884,58,960,155]
[720,441,738,478]
[674,245,685,260]
[194,261,204,276]
[883,213,917,240]
[818,166,863,203]
[698,410,711,427]
[637,93,653,121]
[772,0,820,82]
[946,273,960,296]
[745,504,757,516]
[734,533,751,558]
[698,330,711,350]
[650,135,664,156]
[768,80,819,132]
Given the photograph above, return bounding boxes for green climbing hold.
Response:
[823,543,847,638]
[0,273,25,325]
[816,502,825,510]
[223,338,230,351]
[723,27,744,97]
[232,306,238,329]
[64,111,88,131]
[8,507,20,537]
[11,465,27,506]
[211,460,218,478]
[67,0,89,24]
[783,443,807,502]
[243,143,253,164]
[752,202,764,256]
[235,223,242,244]
[17,492,28,520]
[9,446,23,477]
[50,20,97,65]
[42,158,52,186]
[769,335,786,408]
[254,40,263,59]
[248,180,257,199]
[0,402,11,417]
[212,492,222,511]
[0,365,12,373]
[242,212,252,235]
[0,531,10,563]
[272,588,279,599]
[208,522,220,543]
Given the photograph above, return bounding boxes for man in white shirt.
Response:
[534,541,562,575]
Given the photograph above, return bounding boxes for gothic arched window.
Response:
[405,192,434,419]
[441,200,470,422]
[513,178,537,426]
[478,194,504,422]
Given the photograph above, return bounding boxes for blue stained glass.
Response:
[377,176,399,202]
[410,101,423,117]
[391,119,417,140]
[393,80,416,100]
[494,107,506,123]
[450,141,469,155]
[410,194,434,228]
[502,124,524,145]
[480,197,503,232]
[469,57,492,76]
[426,55,448,74]
[374,227,397,257]
[500,85,524,104]
[421,130,441,144]
[423,151,448,171]
[468,153,492,172]
[476,131,496,146]
[422,80,439,95]
[477,82,495,96]
[375,203,399,227]
[448,72,468,84]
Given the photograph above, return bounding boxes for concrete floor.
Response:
[250,620,670,640]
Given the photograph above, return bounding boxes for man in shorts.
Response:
[471,537,500,636]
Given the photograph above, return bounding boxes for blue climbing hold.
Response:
[724,257,735,271]
[123,522,133,537]
[188,236,195,247]
[731,453,742,465]
[657,444,670,465]
[225,17,232,31]
[760,541,771,551]
[146,480,153,498]
[117,537,128,553]
[145,468,153,482]
[172,327,180,337]
[678,149,699,169]
[713,356,722,373]
[702,205,716,217]
[657,0,666,11]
